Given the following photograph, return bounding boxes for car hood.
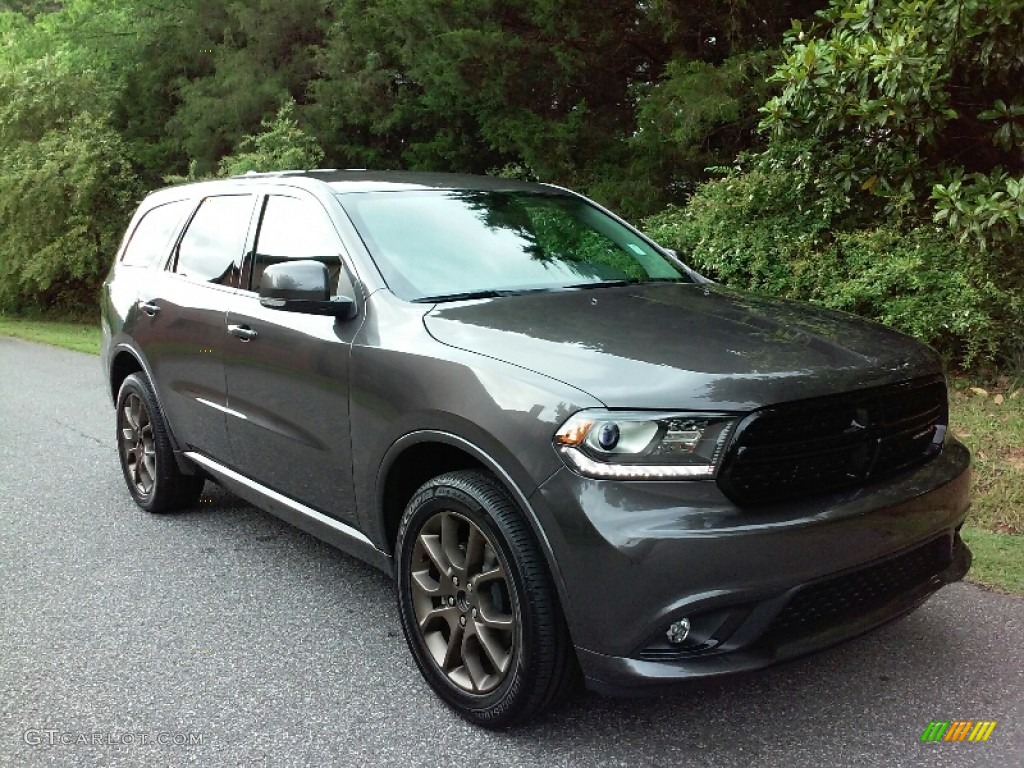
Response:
[422,283,941,411]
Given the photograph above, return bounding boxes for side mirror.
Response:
[259,260,356,319]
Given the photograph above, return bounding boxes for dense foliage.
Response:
[647,0,1024,366]
[0,53,141,315]
[0,0,823,317]
[0,0,1021,366]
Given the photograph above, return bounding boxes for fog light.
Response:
[666,618,691,645]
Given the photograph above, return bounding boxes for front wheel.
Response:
[395,470,578,727]
[115,373,204,513]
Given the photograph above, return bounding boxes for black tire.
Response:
[115,373,204,513]
[395,470,578,727]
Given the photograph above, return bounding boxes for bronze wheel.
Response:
[115,373,204,513]
[410,509,516,693]
[119,392,156,495]
[396,470,578,727]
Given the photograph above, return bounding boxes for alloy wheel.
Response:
[120,392,156,495]
[409,510,517,693]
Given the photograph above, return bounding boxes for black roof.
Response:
[143,169,560,207]
[237,169,553,193]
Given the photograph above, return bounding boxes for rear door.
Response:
[130,193,258,462]
[223,191,362,521]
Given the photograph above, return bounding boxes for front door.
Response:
[223,192,362,522]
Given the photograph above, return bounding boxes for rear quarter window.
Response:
[120,199,192,268]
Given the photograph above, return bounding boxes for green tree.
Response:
[312,0,827,215]
[168,0,329,175]
[0,52,141,315]
[0,112,141,314]
[219,100,326,175]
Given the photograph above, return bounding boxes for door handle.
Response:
[228,324,258,341]
[140,301,161,317]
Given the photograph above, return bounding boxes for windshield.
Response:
[336,190,688,301]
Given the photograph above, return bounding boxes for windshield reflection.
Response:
[338,190,687,301]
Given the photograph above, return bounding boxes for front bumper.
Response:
[529,439,972,692]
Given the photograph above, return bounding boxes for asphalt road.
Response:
[1,336,1022,768]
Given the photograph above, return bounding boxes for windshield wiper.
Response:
[561,277,689,290]
[413,287,552,303]
[560,279,639,290]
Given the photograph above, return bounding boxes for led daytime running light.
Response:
[559,447,715,479]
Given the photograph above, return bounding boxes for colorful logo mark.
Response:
[920,721,997,743]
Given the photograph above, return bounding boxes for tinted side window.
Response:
[121,200,191,268]
[174,195,254,286]
[250,196,343,292]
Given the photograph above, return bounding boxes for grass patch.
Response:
[961,526,1024,595]
[948,380,1024,536]
[948,380,1024,595]
[0,316,101,355]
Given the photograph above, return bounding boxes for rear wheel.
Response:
[115,373,204,513]
[396,470,578,727]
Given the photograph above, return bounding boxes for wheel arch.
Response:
[107,343,196,475]
[109,347,145,405]
[375,431,573,624]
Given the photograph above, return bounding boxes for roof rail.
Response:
[231,168,359,179]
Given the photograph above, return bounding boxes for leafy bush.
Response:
[643,149,839,295]
[0,53,141,316]
[642,0,1024,369]
[932,168,1024,251]
[0,113,141,315]
[644,165,1023,366]
[761,0,1024,221]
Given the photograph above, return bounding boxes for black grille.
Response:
[718,376,947,505]
[761,536,952,646]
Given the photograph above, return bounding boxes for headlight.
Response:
[553,410,737,480]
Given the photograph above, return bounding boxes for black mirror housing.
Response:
[258,260,356,318]
[260,260,330,301]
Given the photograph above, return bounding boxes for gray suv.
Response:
[101,171,971,727]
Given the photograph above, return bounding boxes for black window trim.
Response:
[168,192,260,289]
[119,198,193,269]
[240,191,356,296]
